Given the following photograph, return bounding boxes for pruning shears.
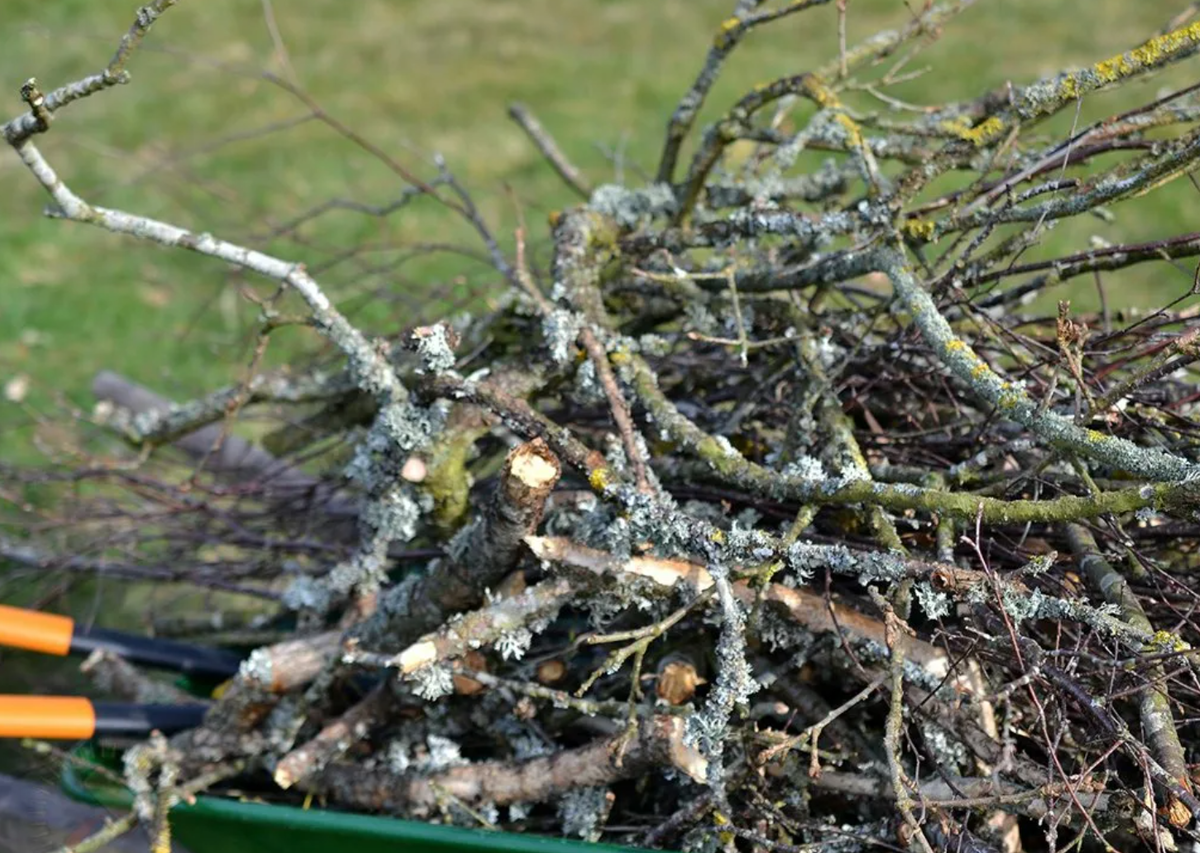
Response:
[0,603,243,739]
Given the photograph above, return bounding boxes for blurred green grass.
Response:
[2,0,1199,459]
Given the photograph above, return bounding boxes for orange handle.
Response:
[0,604,74,656]
[0,695,96,739]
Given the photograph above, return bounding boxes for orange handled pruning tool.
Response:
[0,695,207,739]
[0,603,243,739]
[0,603,243,678]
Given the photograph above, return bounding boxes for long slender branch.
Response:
[508,102,593,198]
[524,536,956,680]
[655,0,832,184]
[13,139,407,409]
[810,771,1121,824]
[1066,524,1191,800]
[622,339,1198,520]
[879,246,1200,482]
[3,0,180,145]
[316,715,707,814]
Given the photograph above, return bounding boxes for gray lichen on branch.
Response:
[12,0,1200,848]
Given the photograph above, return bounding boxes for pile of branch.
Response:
[10,2,1200,852]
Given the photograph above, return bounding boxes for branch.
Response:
[2,1,180,146]
[316,715,706,815]
[397,438,561,635]
[351,576,573,675]
[655,0,832,184]
[810,771,1126,825]
[553,210,652,492]
[524,536,956,682]
[11,140,407,410]
[1066,524,1192,805]
[92,370,343,501]
[879,246,1200,482]
[508,102,593,198]
[623,338,1196,520]
[80,649,198,706]
[273,680,392,790]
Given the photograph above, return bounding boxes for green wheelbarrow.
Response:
[61,743,652,853]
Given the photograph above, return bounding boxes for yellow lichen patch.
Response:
[997,382,1023,410]
[588,466,612,492]
[1150,629,1189,653]
[714,16,741,49]
[709,528,726,544]
[944,338,967,353]
[938,116,973,138]
[422,428,485,531]
[1093,54,1132,83]
[1058,74,1080,101]
[940,113,1005,147]
[1128,20,1200,68]
[833,112,865,148]
[1086,429,1108,443]
[970,363,991,380]
[712,812,735,846]
[960,116,1005,147]
[903,218,936,242]
[1088,21,1200,87]
[806,77,839,109]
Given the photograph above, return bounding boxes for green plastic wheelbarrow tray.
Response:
[61,743,653,853]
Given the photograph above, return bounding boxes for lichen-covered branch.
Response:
[654,0,832,184]
[391,438,562,638]
[879,246,1200,482]
[96,368,358,448]
[2,0,179,145]
[273,681,392,790]
[12,139,408,411]
[1066,524,1191,801]
[623,340,1197,519]
[353,576,574,675]
[525,536,955,681]
[316,715,706,815]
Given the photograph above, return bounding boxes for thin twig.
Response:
[508,102,593,198]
